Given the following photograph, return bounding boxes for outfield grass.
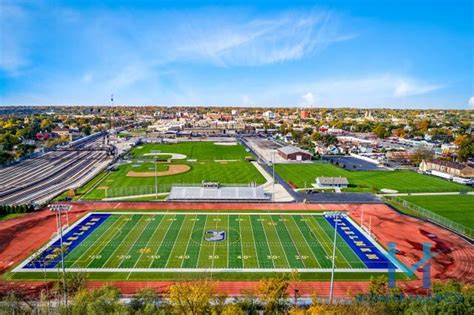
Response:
[79,142,264,200]
[131,141,253,160]
[16,212,399,281]
[275,163,471,193]
[399,195,474,230]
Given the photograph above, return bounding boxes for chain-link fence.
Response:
[385,196,473,241]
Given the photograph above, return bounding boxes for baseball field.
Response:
[78,142,266,200]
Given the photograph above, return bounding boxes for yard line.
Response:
[307,216,351,269]
[292,215,328,268]
[246,215,261,268]
[197,214,221,268]
[213,214,229,269]
[150,214,186,268]
[317,217,365,268]
[261,215,291,268]
[65,215,120,268]
[125,214,164,279]
[108,216,150,268]
[285,216,321,268]
[271,215,305,269]
[250,215,274,269]
[146,214,178,268]
[135,214,176,269]
[116,216,156,268]
[70,215,129,268]
[184,215,208,268]
[90,214,144,268]
[179,214,198,268]
[166,214,198,268]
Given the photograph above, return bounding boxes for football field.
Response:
[17,212,399,274]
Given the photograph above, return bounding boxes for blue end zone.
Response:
[325,216,395,269]
[23,213,110,269]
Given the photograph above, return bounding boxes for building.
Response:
[419,159,474,178]
[277,145,312,161]
[52,127,70,138]
[263,110,275,120]
[315,177,349,189]
[300,110,310,119]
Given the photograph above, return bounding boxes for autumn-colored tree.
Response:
[256,276,290,314]
[392,128,406,138]
[168,280,215,315]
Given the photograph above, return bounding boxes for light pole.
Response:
[329,212,342,304]
[155,159,158,199]
[47,204,71,307]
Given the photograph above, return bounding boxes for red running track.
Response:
[0,202,472,297]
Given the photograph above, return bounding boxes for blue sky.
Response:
[0,0,473,108]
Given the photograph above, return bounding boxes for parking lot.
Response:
[322,155,388,171]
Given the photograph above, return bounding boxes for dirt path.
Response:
[127,164,191,177]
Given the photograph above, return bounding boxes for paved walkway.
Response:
[378,191,474,197]
[251,161,294,202]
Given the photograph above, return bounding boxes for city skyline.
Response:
[0,0,473,109]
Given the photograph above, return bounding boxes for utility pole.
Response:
[272,150,275,200]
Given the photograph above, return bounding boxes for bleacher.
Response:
[168,185,269,201]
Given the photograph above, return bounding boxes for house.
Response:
[52,127,70,138]
[263,111,275,120]
[419,159,474,178]
[315,177,349,189]
[277,145,312,161]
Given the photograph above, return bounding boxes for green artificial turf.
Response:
[14,212,402,281]
[275,163,471,193]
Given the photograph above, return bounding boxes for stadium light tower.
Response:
[47,204,72,307]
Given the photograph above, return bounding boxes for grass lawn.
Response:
[0,213,28,221]
[79,142,264,200]
[275,163,471,193]
[399,195,474,230]
[13,211,402,281]
[131,141,253,160]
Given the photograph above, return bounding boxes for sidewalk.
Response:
[251,161,294,202]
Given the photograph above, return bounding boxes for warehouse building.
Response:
[277,145,312,161]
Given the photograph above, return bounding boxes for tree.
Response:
[457,136,473,162]
[236,289,261,315]
[168,280,215,315]
[412,146,434,165]
[129,287,161,314]
[256,276,290,314]
[372,125,390,139]
[85,285,124,314]
[392,128,406,138]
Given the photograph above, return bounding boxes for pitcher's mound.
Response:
[127,164,191,177]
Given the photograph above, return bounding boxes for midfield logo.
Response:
[205,230,226,242]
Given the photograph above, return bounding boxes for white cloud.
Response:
[301,92,315,105]
[469,96,474,108]
[393,80,443,97]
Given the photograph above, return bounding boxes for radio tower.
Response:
[110,94,114,132]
